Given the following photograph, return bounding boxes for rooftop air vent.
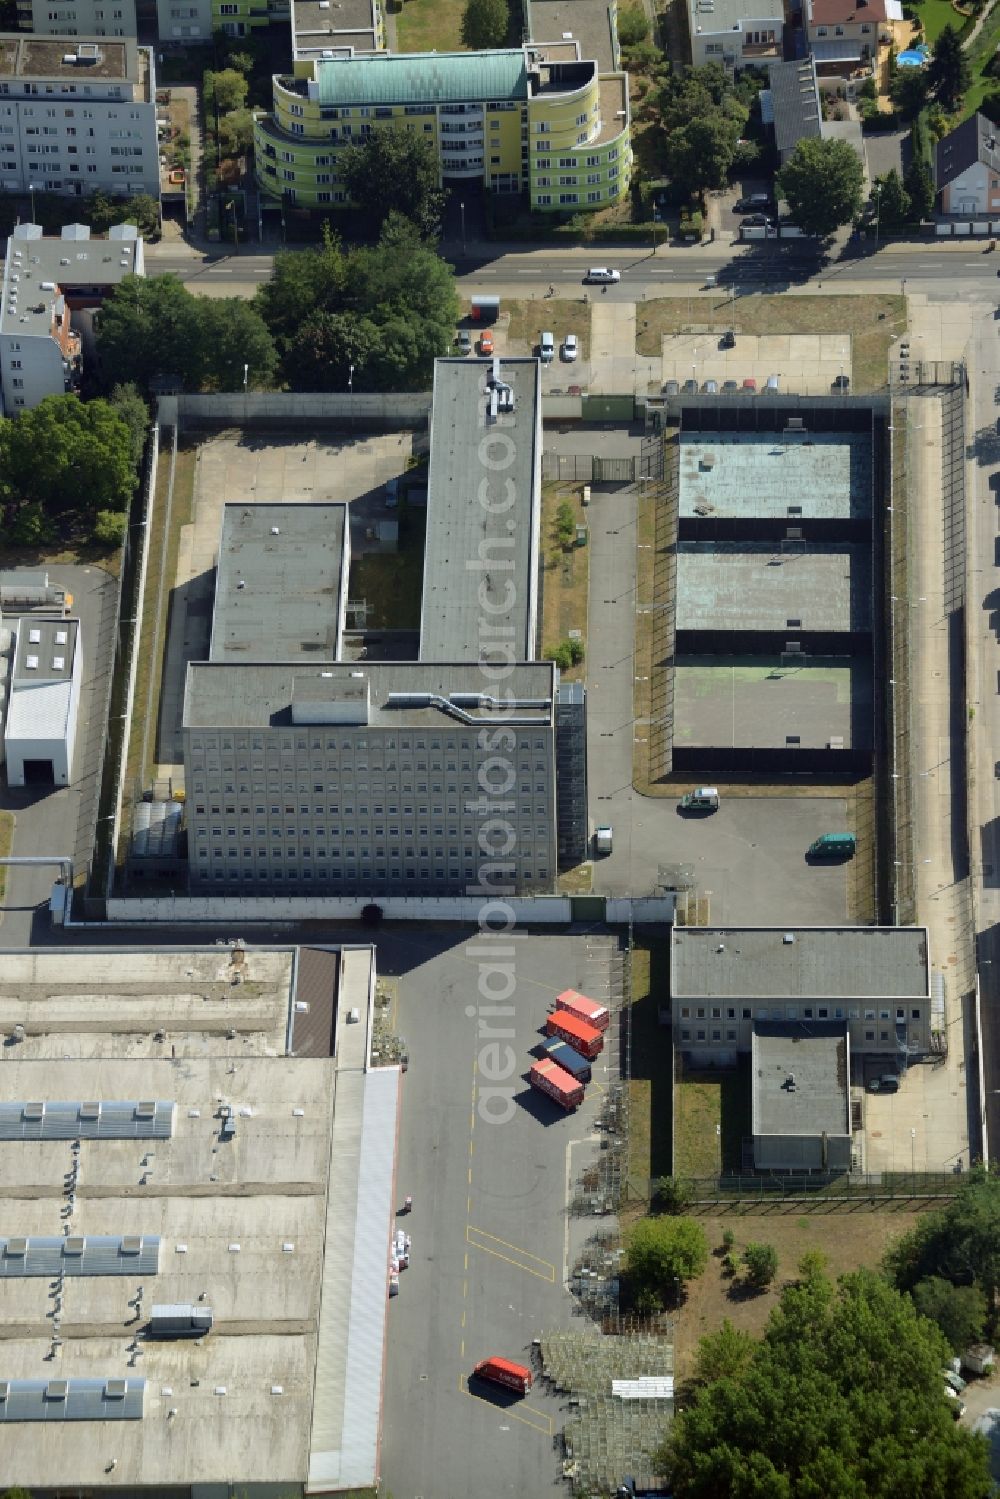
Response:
[22,1102,44,1120]
[5,1238,28,1257]
[63,1236,85,1255]
[105,1380,128,1398]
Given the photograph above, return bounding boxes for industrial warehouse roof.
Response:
[676,543,871,635]
[0,1378,145,1422]
[0,1099,174,1140]
[751,1021,851,1141]
[421,358,541,662]
[314,47,529,105]
[209,502,348,664]
[184,659,555,728]
[0,1235,161,1277]
[671,926,930,999]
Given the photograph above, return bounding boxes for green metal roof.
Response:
[314,49,528,107]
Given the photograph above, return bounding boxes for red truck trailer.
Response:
[556,988,610,1033]
[529,1057,585,1110]
[546,1008,603,1060]
[473,1356,533,1394]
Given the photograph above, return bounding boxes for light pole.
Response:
[28,180,36,224]
[460,200,466,258]
[227,200,239,253]
[243,362,248,423]
[873,183,882,247]
[910,1127,916,1174]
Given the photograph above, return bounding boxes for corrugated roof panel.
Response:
[315,49,528,107]
[0,1099,175,1140]
[0,1235,161,1277]
[0,1377,145,1421]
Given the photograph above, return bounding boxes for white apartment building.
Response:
[155,0,213,42]
[0,220,144,412]
[0,36,158,199]
[15,0,136,37]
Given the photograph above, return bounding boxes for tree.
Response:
[692,1320,755,1386]
[797,1249,827,1284]
[218,107,254,158]
[662,1269,992,1497]
[929,25,971,111]
[93,508,128,547]
[286,311,384,392]
[664,115,739,195]
[255,228,347,348]
[890,65,929,120]
[873,169,912,234]
[0,396,135,525]
[340,125,446,240]
[617,4,649,44]
[109,382,148,468]
[204,67,248,114]
[625,1217,708,1308]
[778,136,864,238]
[653,1176,694,1213]
[885,1168,1000,1306]
[461,0,509,49]
[742,1241,778,1289]
[904,155,936,221]
[913,1276,987,1354]
[202,297,279,391]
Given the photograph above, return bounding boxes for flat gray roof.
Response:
[12,616,77,681]
[679,431,871,521]
[672,926,930,1000]
[676,544,871,634]
[210,502,348,663]
[688,0,784,32]
[528,0,615,70]
[2,226,142,337]
[420,358,541,663]
[292,0,379,51]
[751,1022,850,1139]
[673,657,870,752]
[0,33,139,79]
[184,660,555,729]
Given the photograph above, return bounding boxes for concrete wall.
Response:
[103,893,676,925]
[168,392,433,427]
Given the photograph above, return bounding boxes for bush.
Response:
[568,636,584,665]
[545,641,573,671]
[742,1242,779,1289]
[625,1216,709,1309]
[10,500,54,546]
[654,1176,694,1213]
[617,4,650,44]
[93,508,128,547]
[722,1228,736,1252]
[721,1252,739,1278]
[555,500,575,547]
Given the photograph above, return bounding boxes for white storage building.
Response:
[4,616,81,786]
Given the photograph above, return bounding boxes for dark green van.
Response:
[808,833,856,860]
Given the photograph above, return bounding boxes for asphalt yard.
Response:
[379,927,620,1499]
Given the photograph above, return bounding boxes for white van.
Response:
[586,267,621,283]
[539,330,555,362]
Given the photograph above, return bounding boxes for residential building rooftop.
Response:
[765,58,821,161]
[1,224,143,338]
[184,660,556,729]
[0,33,136,79]
[420,358,541,663]
[528,0,616,71]
[689,0,785,34]
[314,47,529,106]
[807,0,897,25]
[291,0,380,57]
[751,1021,851,1140]
[936,110,1000,188]
[671,926,930,1000]
[209,502,348,664]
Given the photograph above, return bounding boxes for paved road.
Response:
[143,236,1000,297]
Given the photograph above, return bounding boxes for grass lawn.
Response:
[120,435,196,843]
[626,940,673,1204]
[961,2,1000,115]
[394,0,466,52]
[349,510,426,630]
[540,480,589,682]
[0,809,13,900]
[675,1210,924,1379]
[635,294,906,392]
[908,0,963,46]
[507,298,590,360]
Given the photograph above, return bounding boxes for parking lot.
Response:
[660,329,853,395]
[380,927,619,1499]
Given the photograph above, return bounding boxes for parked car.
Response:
[742,377,757,391]
[539,330,555,363]
[703,378,718,394]
[682,378,699,394]
[832,373,850,391]
[479,330,494,356]
[585,266,620,283]
[868,1073,900,1094]
[722,379,739,393]
[662,378,680,395]
[561,333,578,362]
[455,329,472,356]
[735,192,773,213]
[721,329,736,349]
[742,213,775,228]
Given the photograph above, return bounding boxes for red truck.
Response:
[473,1356,533,1395]
[557,987,610,1033]
[546,1008,603,1060]
[529,1057,585,1110]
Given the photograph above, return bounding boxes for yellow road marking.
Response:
[457,1374,553,1436]
[466,1225,556,1282]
